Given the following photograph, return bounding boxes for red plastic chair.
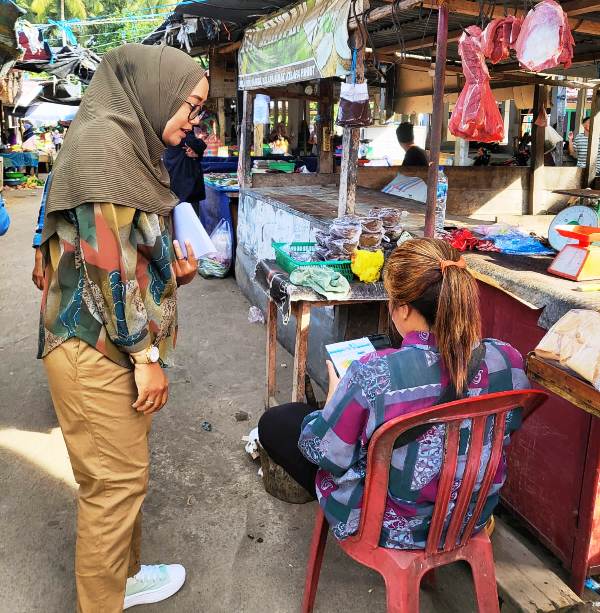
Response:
[301,389,548,613]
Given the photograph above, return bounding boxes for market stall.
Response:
[230,0,600,596]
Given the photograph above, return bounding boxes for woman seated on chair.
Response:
[258,238,529,549]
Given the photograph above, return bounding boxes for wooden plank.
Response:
[252,173,339,188]
[561,0,600,16]
[348,0,421,29]
[318,79,334,174]
[423,0,600,36]
[528,85,547,215]
[526,353,600,418]
[292,302,311,403]
[585,87,600,188]
[375,29,463,54]
[238,91,253,189]
[492,518,585,612]
[265,300,278,410]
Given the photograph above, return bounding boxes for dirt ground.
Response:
[0,188,478,612]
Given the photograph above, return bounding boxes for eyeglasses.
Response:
[184,100,207,122]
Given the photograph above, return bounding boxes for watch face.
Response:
[148,346,160,363]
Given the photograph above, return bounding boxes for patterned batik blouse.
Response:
[298,332,530,549]
[38,203,177,368]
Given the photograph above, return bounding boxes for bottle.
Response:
[435,166,448,237]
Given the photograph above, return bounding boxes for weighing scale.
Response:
[548,226,600,281]
[548,205,599,252]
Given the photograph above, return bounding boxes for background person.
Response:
[396,121,429,166]
[164,124,207,217]
[259,238,529,549]
[568,116,600,176]
[37,43,208,612]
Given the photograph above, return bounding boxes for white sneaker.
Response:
[123,564,186,609]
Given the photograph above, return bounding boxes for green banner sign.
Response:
[239,0,353,90]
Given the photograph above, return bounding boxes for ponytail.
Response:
[383,238,481,392]
[435,264,481,392]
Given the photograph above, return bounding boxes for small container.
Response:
[328,238,359,256]
[314,230,329,248]
[359,231,383,248]
[360,216,384,233]
[329,217,362,241]
[371,208,404,228]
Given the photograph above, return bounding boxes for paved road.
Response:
[0,188,474,612]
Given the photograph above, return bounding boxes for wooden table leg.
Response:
[292,302,311,404]
[570,416,600,595]
[265,299,278,410]
[378,301,389,334]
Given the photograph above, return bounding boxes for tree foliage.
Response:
[17,0,164,54]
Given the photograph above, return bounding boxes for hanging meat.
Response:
[514,0,575,72]
[481,15,522,64]
[449,26,504,143]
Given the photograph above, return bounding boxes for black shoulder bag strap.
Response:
[394,342,487,448]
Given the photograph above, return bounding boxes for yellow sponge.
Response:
[351,249,384,283]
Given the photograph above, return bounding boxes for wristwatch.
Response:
[129,346,160,365]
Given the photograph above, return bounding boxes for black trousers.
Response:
[258,403,318,496]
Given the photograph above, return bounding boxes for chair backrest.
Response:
[356,390,548,555]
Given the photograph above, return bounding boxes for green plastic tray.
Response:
[273,241,354,282]
[268,161,295,173]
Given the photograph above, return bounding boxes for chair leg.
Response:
[470,544,500,613]
[383,569,420,613]
[301,509,329,613]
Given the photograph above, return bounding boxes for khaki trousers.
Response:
[44,339,152,613]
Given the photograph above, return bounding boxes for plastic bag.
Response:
[0,195,10,236]
[198,220,232,278]
[515,0,574,72]
[336,82,372,128]
[449,26,505,143]
[491,231,554,255]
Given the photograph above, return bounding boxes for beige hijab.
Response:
[43,43,206,237]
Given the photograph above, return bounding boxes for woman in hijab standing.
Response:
[38,44,208,612]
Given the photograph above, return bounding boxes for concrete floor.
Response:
[0,189,477,613]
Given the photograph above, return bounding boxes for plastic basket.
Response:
[273,241,354,282]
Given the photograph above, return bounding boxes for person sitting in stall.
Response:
[568,116,600,177]
[199,121,222,157]
[473,146,491,166]
[269,122,290,155]
[258,238,529,549]
[396,121,429,167]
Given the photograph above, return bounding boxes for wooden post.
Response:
[292,302,311,403]
[574,88,587,135]
[585,86,600,187]
[238,90,254,189]
[555,86,567,166]
[265,299,278,409]
[217,97,226,143]
[528,85,546,214]
[442,102,450,143]
[454,137,469,166]
[424,1,449,238]
[253,123,264,157]
[338,36,365,217]
[318,79,333,174]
